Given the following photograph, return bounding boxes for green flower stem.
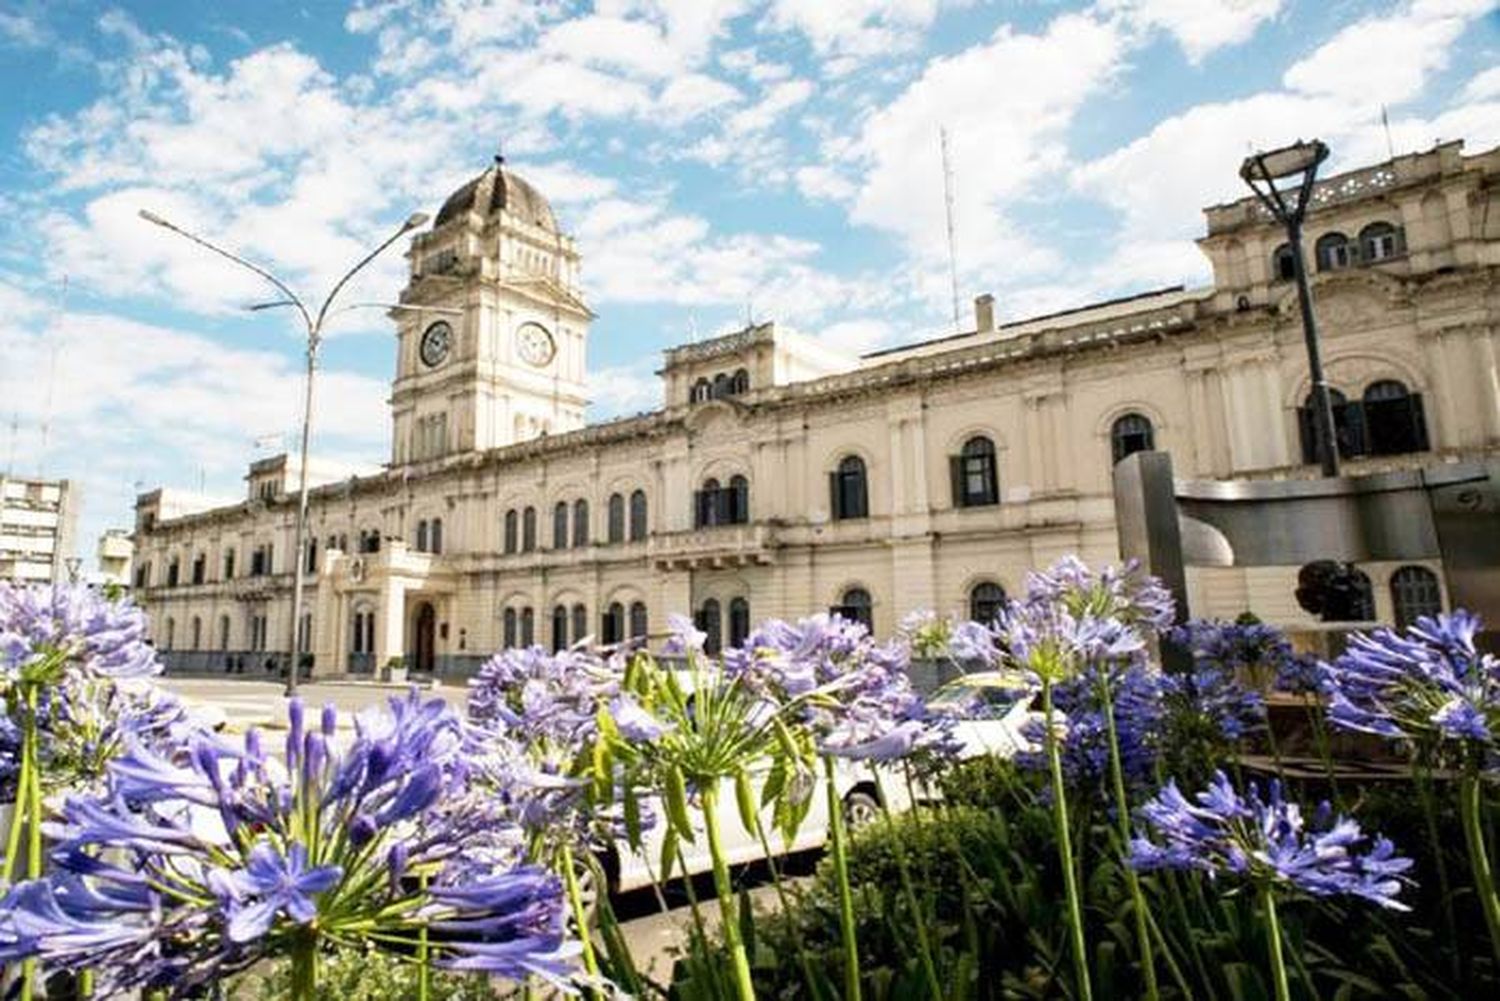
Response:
[289,930,318,1001]
[1,702,33,884]
[417,871,430,1001]
[870,771,941,999]
[823,755,862,1001]
[749,808,819,998]
[699,782,756,1001]
[1098,677,1158,1001]
[1415,762,1463,987]
[1259,884,1290,1001]
[1305,699,1339,803]
[1459,764,1500,972]
[1043,678,1093,1001]
[559,842,601,984]
[21,687,42,1001]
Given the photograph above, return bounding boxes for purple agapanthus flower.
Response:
[1017,663,1165,791]
[1130,770,1413,910]
[1161,666,1266,742]
[0,691,578,997]
[0,582,161,685]
[1321,610,1500,748]
[1024,556,1175,633]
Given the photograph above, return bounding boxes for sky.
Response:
[0,0,1496,567]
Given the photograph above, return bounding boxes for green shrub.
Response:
[235,945,495,1000]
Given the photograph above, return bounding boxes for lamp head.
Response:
[1240,139,1329,184]
[402,212,430,231]
[137,208,170,227]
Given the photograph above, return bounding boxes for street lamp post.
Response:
[138,209,429,695]
[1239,139,1340,478]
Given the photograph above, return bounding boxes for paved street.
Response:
[160,677,804,981]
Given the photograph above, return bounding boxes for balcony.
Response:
[648,522,777,570]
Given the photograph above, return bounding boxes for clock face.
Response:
[516,323,556,367]
[419,321,452,368]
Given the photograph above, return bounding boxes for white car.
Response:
[581,757,906,905]
[927,670,1050,760]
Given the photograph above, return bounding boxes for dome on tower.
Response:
[433,160,558,231]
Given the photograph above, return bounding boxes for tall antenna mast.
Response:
[38,275,66,478]
[940,127,961,333]
[1381,105,1396,161]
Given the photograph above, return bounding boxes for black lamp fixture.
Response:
[1240,139,1340,477]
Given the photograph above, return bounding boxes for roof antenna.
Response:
[1381,105,1396,161]
[940,127,961,333]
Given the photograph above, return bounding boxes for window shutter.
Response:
[1342,400,1367,458]
[1410,393,1430,451]
[1297,406,1317,465]
[949,455,964,508]
[829,471,840,520]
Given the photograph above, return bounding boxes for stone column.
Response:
[1472,326,1500,444]
[374,576,406,668]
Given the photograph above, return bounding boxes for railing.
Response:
[158,650,291,678]
[648,522,776,568]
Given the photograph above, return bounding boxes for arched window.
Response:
[191,552,206,585]
[573,499,589,546]
[572,603,588,645]
[696,478,721,528]
[952,436,998,508]
[629,489,648,541]
[1315,232,1353,271]
[553,502,568,549]
[712,373,730,399]
[1298,389,1365,464]
[832,588,873,631]
[430,518,442,554]
[552,606,568,652]
[1111,413,1156,465]
[520,607,535,647]
[415,520,429,553]
[1348,570,1375,621]
[697,599,722,655]
[167,558,180,587]
[503,608,517,648]
[830,455,868,520]
[728,597,751,648]
[607,493,625,543]
[1360,222,1401,262]
[1391,566,1442,628]
[190,617,201,650]
[731,368,750,394]
[1363,380,1428,456]
[603,602,624,645]
[522,506,537,552]
[729,475,749,524]
[629,601,648,640]
[504,510,518,554]
[1272,243,1296,282]
[969,582,1007,624]
[691,378,711,403]
[219,615,231,650]
[164,617,175,650]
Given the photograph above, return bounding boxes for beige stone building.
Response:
[133,141,1500,677]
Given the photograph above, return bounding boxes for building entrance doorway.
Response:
[412,601,436,675]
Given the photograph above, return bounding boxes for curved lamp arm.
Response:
[137,210,313,332]
[310,213,429,343]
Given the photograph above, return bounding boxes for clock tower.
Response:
[389,159,592,467]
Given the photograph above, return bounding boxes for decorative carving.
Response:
[1249,165,1398,220]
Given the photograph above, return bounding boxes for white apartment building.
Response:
[1,475,78,584]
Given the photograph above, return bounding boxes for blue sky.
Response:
[0,0,1497,565]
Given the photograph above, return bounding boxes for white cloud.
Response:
[1462,65,1500,101]
[765,0,943,61]
[588,362,661,418]
[812,318,898,353]
[0,10,46,48]
[1282,0,1489,105]
[1105,0,1283,63]
[850,12,1124,297]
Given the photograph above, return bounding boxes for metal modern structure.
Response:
[137,208,429,694]
[1239,139,1340,476]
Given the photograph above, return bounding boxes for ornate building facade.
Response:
[134,141,1500,676]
